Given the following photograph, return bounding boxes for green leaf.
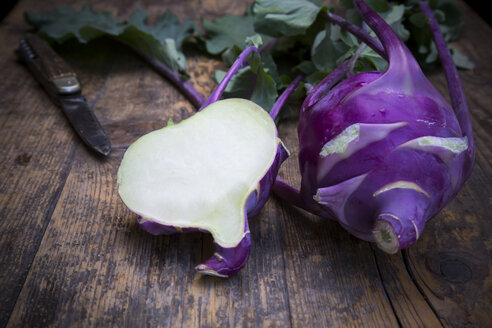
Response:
[306,71,329,86]
[203,14,257,54]
[433,9,446,23]
[249,53,277,110]
[126,9,196,51]
[253,0,322,37]
[404,0,473,69]
[360,47,387,71]
[245,34,263,48]
[378,4,409,41]
[275,79,307,122]
[221,45,242,66]
[367,0,389,13]
[261,51,281,85]
[294,61,317,75]
[433,0,463,40]
[311,26,350,72]
[450,47,475,70]
[424,42,439,64]
[214,52,277,111]
[409,12,428,28]
[339,0,354,9]
[250,67,277,111]
[215,67,255,97]
[24,6,197,73]
[25,6,124,42]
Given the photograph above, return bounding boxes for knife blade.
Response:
[17,34,111,156]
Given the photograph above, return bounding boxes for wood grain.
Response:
[0,15,79,326]
[0,0,490,327]
[402,2,492,327]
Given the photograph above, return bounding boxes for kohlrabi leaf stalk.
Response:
[323,11,385,58]
[199,46,259,110]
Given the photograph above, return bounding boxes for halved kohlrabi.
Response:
[117,43,302,277]
[117,98,288,277]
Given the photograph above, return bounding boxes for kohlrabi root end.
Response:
[373,219,399,254]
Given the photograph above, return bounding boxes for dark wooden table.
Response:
[0,0,490,327]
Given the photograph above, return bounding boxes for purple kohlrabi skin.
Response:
[194,142,289,277]
[297,0,474,253]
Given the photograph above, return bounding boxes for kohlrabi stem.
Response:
[259,38,277,55]
[304,60,350,108]
[373,219,399,254]
[323,11,385,58]
[269,74,304,121]
[242,40,278,100]
[348,43,368,76]
[200,46,258,110]
[113,38,205,109]
[244,39,277,66]
[353,0,409,65]
[195,218,251,277]
[273,177,334,218]
[273,177,313,213]
[419,2,474,153]
[139,52,205,109]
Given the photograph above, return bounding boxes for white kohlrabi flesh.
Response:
[118,98,287,276]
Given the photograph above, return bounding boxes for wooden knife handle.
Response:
[24,34,77,81]
[18,34,81,98]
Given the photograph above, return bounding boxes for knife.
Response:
[17,34,111,156]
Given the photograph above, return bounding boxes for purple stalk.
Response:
[348,43,368,76]
[139,53,205,109]
[323,11,385,58]
[260,38,277,54]
[353,0,409,67]
[195,218,251,277]
[242,40,278,100]
[419,1,474,179]
[273,178,307,211]
[199,46,259,110]
[245,75,258,102]
[112,37,205,109]
[304,60,350,108]
[269,74,305,120]
[243,39,278,67]
[273,177,334,218]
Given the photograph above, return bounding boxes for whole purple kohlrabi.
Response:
[275,0,474,254]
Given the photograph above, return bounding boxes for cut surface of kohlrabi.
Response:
[117,98,280,248]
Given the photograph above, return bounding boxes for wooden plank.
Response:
[402,2,492,327]
[0,0,149,323]
[373,249,442,327]
[1,0,490,327]
[0,12,81,327]
[403,109,492,326]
